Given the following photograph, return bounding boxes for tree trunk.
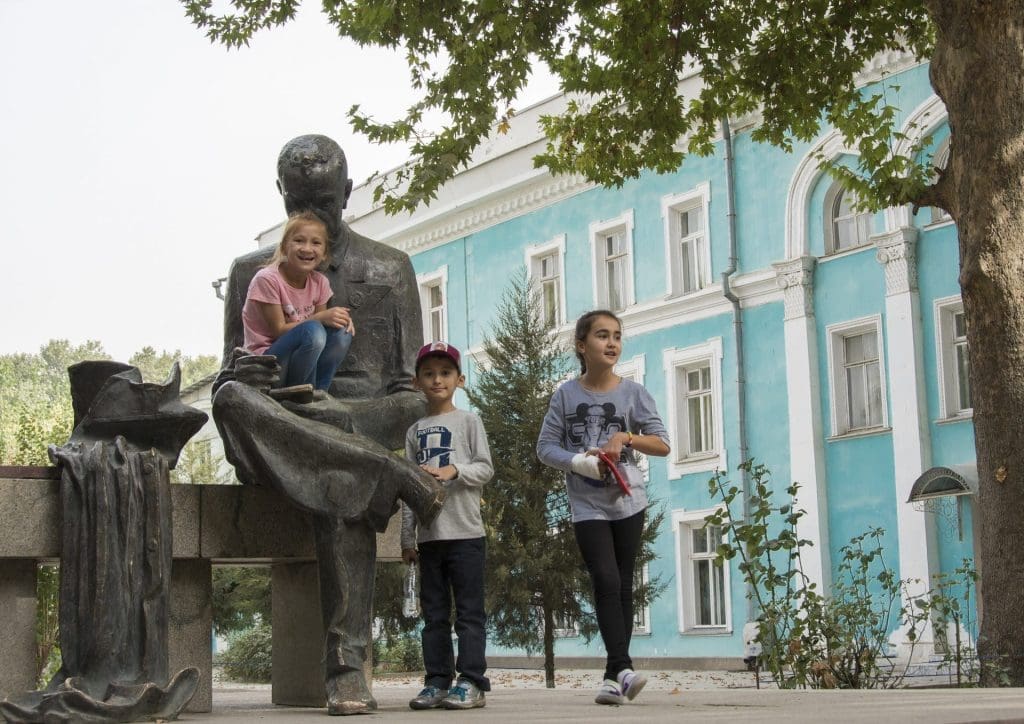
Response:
[543,605,556,689]
[927,0,1024,686]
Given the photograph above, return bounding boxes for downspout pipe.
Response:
[719,116,754,622]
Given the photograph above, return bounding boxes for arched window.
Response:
[930,138,952,224]
[824,182,872,253]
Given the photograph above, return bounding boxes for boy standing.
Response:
[401,341,494,710]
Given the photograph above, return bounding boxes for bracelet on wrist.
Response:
[625,431,634,448]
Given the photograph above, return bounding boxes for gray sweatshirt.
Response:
[536,378,669,522]
[401,408,494,548]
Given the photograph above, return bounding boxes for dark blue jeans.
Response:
[418,537,490,692]
[574,510,645,682]
[266,319,352,391]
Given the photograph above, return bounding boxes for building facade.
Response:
[257,55,977,664]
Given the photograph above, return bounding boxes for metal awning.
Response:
[907,464,978,503]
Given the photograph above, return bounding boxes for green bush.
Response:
[374,631,423,673]
[218,622,272,683]
[708,460,977,689]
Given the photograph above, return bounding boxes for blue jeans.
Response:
[418,537,490,692]
[266,319,352,391]
[574,510,645,681]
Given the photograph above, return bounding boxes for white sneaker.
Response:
[617,668,647,701]
[594,679,624,705]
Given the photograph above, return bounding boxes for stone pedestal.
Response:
[170,559,213,713]
[0,559,38,701]
[271,562,326,707]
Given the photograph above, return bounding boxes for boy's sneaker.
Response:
[442,679,486,709]
[409,686,447,710]
[594,679,624,705]
[617,668,648,701]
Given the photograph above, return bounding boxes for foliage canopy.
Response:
[182,0,936,213]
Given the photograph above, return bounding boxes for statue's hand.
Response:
[234,354,280,391]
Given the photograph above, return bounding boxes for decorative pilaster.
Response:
[772,255,830,591]
[874,227,919,295]
[874,226,937,658]
[773,255,817,320]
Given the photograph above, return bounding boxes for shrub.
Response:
[708,460,976,689]
[218,622,272,683]
[374,631,423,673]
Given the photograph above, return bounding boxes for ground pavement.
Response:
[179,668,1024,723]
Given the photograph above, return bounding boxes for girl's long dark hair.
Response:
[574,309,622,373]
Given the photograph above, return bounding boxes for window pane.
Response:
[430,310,443,342]
[845,333,866,363]
[680,239,696,293]
[687,369,701,392]
[714,561,726,625]
[607,257,625,310]
[954,311,967,339]
[606,231,625,257]
[956,343,972,410]
[542,279,559,329]
[696,560,712,625]
[833,189,871,250]
[429,284,442,307]
[866,361,883,426]
[847,365,868,429]
[702,395,715,450]
[692,527,708,554]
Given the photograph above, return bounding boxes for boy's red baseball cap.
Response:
[415,341,461,373]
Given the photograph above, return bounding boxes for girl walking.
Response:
[241,211,354,393]
[536,310,670,706]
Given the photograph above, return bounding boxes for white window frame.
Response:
[589,210,635,311]
[663,338,726,478]
[417,266,449,344]
[672,506,732,633]
[824,182,873,254]
[525,234,568,331]
[552,610,581,638]
[615,354,650,482]
[935,296,972,420]
[633,563,652,635]
[826,315,889,437]
[662,183,712,297]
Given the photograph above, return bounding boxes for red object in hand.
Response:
[596,451,631,496]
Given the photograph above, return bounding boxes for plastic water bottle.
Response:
[402,562,420,618]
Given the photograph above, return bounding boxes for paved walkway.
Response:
[181,670,1024,723]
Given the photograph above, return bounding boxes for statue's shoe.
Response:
[326,671,377,716]
[395,462,446,526]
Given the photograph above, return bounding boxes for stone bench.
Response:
[0,467,401,713]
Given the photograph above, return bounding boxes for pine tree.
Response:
[469,271,664,688]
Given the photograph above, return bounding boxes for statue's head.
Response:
[276,135,353,239]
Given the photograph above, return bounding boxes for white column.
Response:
[773,256,831,591]
[875,227,938,657]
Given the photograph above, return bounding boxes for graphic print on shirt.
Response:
[566,402,627,487]
[416,425,454,467]
[282,302,316,323]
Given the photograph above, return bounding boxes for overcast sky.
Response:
[0,1,556,363]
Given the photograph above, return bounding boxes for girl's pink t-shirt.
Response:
[242,265,333,353]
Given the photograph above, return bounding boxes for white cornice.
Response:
[380,172,595,256]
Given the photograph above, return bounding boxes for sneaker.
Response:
[409,686,447,710]
[617,668,647,701]
[442,679,486,709]
[594,679,624,705]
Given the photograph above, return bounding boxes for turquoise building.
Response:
[341,53,977,665]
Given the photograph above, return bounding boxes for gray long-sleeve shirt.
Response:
[401,408,494,548]
[537,378,669,522]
